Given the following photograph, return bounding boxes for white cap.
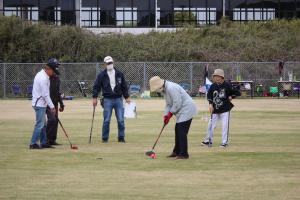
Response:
[104,56,113,63]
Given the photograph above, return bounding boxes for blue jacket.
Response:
[92,69,129,99]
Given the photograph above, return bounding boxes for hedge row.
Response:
[0,16,300,62]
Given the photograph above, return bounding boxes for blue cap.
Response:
[47,58,60,75]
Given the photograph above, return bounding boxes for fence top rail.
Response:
[1,63,97,65]
[1,62,300,65]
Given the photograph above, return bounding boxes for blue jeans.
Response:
[30,107,47,145]
[102,97,125,140]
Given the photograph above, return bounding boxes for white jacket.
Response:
[31,69,54,108]
[164,81,198,123]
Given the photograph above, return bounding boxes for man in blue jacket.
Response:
[92,56,130,143]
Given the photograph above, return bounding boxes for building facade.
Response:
[1,0,299,33]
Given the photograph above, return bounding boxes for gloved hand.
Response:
[59,105,65,112]
[164,112,173,125]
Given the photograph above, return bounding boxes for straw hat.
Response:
[212,69,225,78]
[149,76,164,92]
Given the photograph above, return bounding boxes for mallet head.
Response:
[71,145,78,150]
[145,150,154,156]
[150,153,157,159]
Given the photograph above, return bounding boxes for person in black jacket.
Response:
[201,69,240,148]
[92,56,130,143]
[46,73,64,146]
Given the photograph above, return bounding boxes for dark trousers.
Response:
[173,119,192,157]
[46,104,58,144]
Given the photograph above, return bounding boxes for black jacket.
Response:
[207,81,240,114]
[49,75,64,107]
[92,69,129,99]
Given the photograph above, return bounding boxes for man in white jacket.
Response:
[30,58,59,149]
[149,76,197,159]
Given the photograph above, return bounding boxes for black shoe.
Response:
[102,139,108,143]
[175,155,189,160]
[50,142,61,146]
[167,152,177,158]
[118,138,125,143]
[29,144,40,149]
[201,141,212,147]
[41,144,55,148]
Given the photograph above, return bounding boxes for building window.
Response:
[98,0,116,26]
[298,0,300,18]
[3,0,76,25]
[81,0,116,27]
[233,8,276,21]
[199,7,217,24]
[207,0,222,24]
[3,0,39,22]
[158,0,220,27]
[134,0,155,27]
[3,0,300,28]
[247,0,276,21]
[81,0,100,27]
[174,7,192,26]
[229,0,299,22]
[38,0,60,25]
[116,0,155,27]
[279,0,297,19]
[81,7,99,27]
[190,0,215,25]
[157,0,172,26]
[4,6,39,21]
[116,6,137,27]
[60,0,76,25]
[81,0,154,28]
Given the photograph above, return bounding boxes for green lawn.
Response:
[0,99,299,200]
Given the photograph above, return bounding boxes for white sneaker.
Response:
[220,144,228,148]
[201,141,212,147]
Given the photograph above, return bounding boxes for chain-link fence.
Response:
[1,62,300,98]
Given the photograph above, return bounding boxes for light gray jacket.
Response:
[164,81,198,123]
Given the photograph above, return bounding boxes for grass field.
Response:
[0,99,299,200]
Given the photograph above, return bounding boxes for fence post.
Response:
[189,63,193,93]
[95,62,100,77]
[3,63,6,98]
[143,62,147,92]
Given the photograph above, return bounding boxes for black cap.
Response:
[47,58,60,75]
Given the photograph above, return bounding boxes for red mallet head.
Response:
[71,145,78,150]
[150,153,157,159]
